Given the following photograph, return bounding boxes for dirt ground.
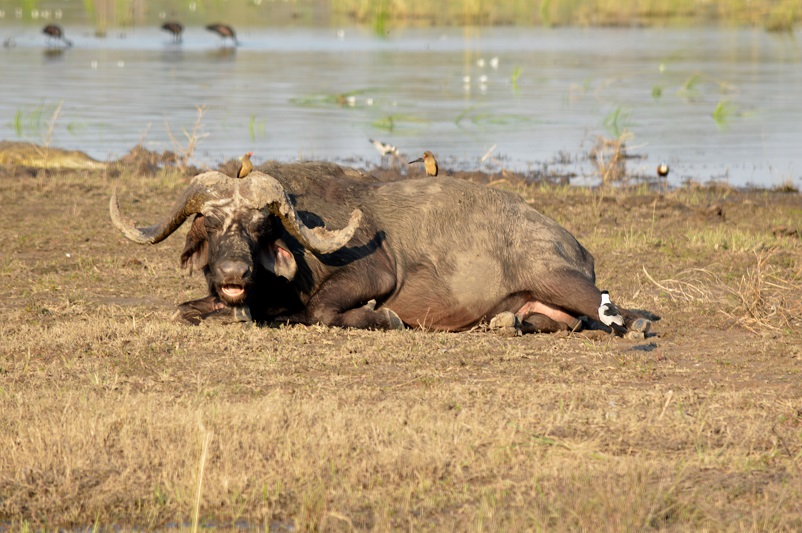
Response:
[1,150,801,531]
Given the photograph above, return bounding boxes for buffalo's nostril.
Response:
[216,260,250,281]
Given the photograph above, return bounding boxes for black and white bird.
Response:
[369,139,398,157]
[598,290,626,335]
[657,163,669,177]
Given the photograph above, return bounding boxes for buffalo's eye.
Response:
[204,217,223,231]
[249,220,267,235]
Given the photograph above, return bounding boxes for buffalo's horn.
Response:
[110,171,230,244]
[245,171,362,254]
[111,169,361,253]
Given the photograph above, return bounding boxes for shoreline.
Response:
[2,140,799,194]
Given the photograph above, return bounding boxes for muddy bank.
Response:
[2,141,789,192]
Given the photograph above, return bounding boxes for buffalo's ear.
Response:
[181,215,209,274]
[260,242,297,280]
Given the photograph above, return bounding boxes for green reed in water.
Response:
[12,102,60,139]
[603,106,631,139]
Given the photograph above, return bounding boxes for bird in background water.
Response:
[206,23,239,46]
[369,139,398,158]
[409,151,438,177]
[161,21,183,43]
[237,152,254,179]
[42,25,72,47]
[657,163,669,178]
[598,290,626,335]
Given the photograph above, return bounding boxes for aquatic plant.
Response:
[511,66,522,92]
[602,105,631,138]
[454,105,531,129]
[678,74,702,101]
[371,114,428,132]
[248,115,267,140]
[12,102,60,139]
[291,88,379,108]
[651,85,663,99]
[710,100,749,129]
[66,122,87,135]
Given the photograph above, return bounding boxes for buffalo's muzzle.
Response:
[215,260,251,302]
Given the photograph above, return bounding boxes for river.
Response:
[1,21,800,187]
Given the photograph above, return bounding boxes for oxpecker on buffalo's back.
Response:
[409,151,438,177]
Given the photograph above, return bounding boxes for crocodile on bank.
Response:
[0,141,107,170]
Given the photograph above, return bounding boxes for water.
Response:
[1,23,801,187]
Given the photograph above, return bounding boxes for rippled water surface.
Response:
[1,24,800,186]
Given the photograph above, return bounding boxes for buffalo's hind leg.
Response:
[533,270,652,335]
[489,310,571,334]
[520,313,573,334]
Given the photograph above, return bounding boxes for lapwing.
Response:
[369,139,398,157]
[598,290,626,335]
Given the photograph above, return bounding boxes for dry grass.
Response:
[2,165,802,530]
[590,133,632,186]
[164,105,208,174]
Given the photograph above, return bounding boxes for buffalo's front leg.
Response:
[295,269,403,330]
[175,296,252,325]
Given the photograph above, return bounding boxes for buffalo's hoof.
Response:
[187,305,253,325]
[489,312,521,336]
[490,311,518,329]
[382,308,405,330]
[172,309,201,325]
[630,318,651,334]
[625,330,646,340]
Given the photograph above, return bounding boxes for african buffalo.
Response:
[110,161,653,335]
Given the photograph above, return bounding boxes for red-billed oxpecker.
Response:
[237,152,254,179]
[42,25,72,47]
[206,23,239,46]
[409,150,438,177]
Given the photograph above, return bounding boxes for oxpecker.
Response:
[409,150,438,177]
